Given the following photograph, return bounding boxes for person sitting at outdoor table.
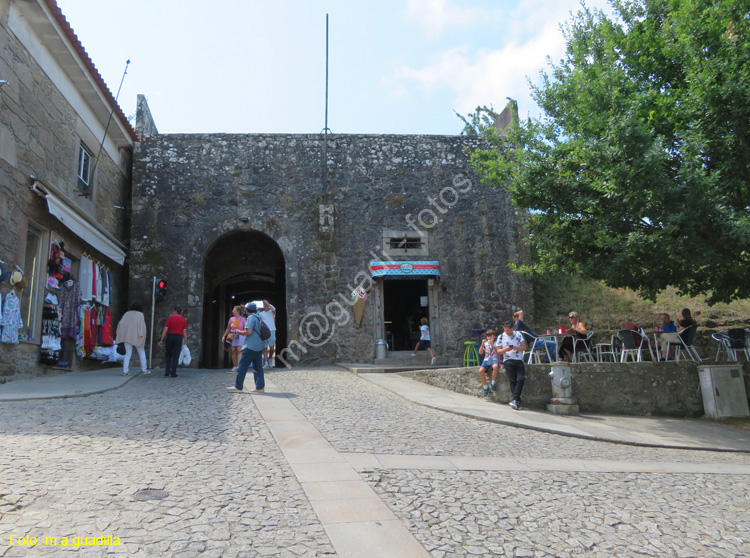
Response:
[513,310,556,362]
[655,313,677,360]
[659,309,695,360]
[559,311,587,362]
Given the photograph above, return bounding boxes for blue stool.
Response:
[463,341,480,367]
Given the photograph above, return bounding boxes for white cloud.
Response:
[384,19,566,118]
[387,0,615,118]
[405,0,487,38]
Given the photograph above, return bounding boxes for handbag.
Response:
[116,343,126,355]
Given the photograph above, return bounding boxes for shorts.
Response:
[230,335,244,347]
[417,340,431,350]
[265,331,277,348]
[480,357,498,368]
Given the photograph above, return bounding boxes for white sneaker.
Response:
[410,354,416,358]
[431,357,436,364]
[231,367,237,372]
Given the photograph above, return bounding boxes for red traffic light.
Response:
[155,278,167,300]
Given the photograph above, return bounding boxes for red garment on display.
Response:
[100,308,114,345]
[84,306,97,355]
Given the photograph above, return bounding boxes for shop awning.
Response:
[370,261,440,279]
[33,180,127,265]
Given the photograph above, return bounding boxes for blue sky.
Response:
[55,0,611,135]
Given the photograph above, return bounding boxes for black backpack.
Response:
[255,315,271,341]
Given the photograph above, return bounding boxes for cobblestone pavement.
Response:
[0,370,334,557]
[1,365,749,557]
[270,368,750,557]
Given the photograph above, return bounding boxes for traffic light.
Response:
[155,279,167,301]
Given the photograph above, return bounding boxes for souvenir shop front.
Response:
[0,184,129,376]
[40,240,122,368]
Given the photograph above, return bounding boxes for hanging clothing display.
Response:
[79,255,93,302]
[40,292,61,364]
[48,251,116,362]
[1,290,23,344]
[59,280,82,339]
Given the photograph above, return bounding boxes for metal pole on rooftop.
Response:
[91,59,130,185]
[321,13,330,204]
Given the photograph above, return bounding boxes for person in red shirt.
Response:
[158,307,188,377]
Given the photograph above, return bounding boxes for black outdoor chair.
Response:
[713,328,749,362]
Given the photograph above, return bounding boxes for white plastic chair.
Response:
[572,332,595,362]
[595,334,620,362]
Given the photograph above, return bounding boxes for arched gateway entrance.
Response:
[202,230,286,368]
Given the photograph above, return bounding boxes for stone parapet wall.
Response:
[404,361,750,417]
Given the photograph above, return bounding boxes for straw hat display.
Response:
[9,270,27,289]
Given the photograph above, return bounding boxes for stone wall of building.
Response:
[131,130,533,366]
[0,2,131,379]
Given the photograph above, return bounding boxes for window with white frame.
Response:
[77,143,93,191]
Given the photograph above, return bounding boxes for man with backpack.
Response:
[228,302,267,393]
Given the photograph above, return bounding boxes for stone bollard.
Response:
[547,363,579,415]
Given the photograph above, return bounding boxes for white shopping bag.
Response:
[178,344,191,366]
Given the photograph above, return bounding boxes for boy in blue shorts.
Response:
[478,329,500,396]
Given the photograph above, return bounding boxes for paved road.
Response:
[1,366,749,557]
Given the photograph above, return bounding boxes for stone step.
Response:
[374,355,446,366]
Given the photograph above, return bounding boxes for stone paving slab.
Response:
[339,452,750,475]
[255,378,431,558]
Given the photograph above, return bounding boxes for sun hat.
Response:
[9,270,23,286]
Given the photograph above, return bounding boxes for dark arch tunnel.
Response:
[202,230,286,368]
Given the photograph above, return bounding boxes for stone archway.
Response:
[202,230,286,368]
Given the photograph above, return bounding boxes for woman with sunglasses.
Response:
[559,311,587,362]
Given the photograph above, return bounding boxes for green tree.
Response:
[455,105,499,136]
[471,0,750,303]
